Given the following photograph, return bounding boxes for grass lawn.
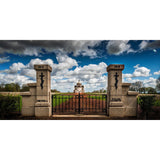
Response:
[52,95,73,107]
[88,95,107,100]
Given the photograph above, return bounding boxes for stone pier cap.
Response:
[107,64,124,72]
[34,64,52,72]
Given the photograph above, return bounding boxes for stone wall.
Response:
[107,64,139,117]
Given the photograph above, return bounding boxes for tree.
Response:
[138,95,155,119]
[21,84,29,92]
[15,83,20,92]
[0,83,5,91]
[4,83,20,92]
[139,87,146,94]
[130,81,143,92]
[51,89,60,93]
[156,76,160,91]
[147,87,157,94]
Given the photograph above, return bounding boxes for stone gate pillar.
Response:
[107,64,124,108]
[34,64,52,117]
[107,64,138,117]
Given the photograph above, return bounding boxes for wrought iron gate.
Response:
[52,93,107,115]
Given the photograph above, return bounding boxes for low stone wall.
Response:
[0,92,59,96]
[0,92,21,96]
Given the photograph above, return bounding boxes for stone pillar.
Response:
[107,64,138,117]
[107,64,125,116]
[107,64,124,105]
[34,64,52,117]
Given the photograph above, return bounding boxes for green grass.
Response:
[52,95,106,107]
[154,100,160,106]
[88,95,106,100]
[52,95,73,107]
[15,95,22,112]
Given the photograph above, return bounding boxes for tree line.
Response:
[130,76,160,94]
[0,83,29,92]
[0,76,160,93]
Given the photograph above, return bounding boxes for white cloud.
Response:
[23,48,39,56]
[154,70,160,75]
[139,40,148,49]
[0,73,35,86]
[50,61,107,92]
[106,40,132,55]
[64,62,107,80]
[124,77,157,88]
[133,64,151,77]
[123,64,151,78]
[123,73,133,78]
[0,54,108,92]
[0,55,79,90]
[0,40,101,58]
[20,69,36,79]
[0,57,10,64]
[7,62,26,74]
[27,58,54,69]
[143,77,157,87]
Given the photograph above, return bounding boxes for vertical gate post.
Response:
[21,64,52,117]
[34,65,52,117]
[107,64,138,117]
[78,92,81,114]
[107,65,124,117]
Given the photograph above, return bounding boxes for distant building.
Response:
[74,80,85,93]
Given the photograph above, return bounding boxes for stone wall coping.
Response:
[27,83,37,87]
[34,64,52,72]
[127,91,139,96]
[0,92,21,95]
[20,92,31,96]
[107,64,124,72]
[122,83,131,87]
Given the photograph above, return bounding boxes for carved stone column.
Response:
[34,64,52,117]
[107,64,138,117]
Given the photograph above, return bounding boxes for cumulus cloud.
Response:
[123,64,151,78]
[0,73,35,85]
[64,62,107,80]
[139,40,160,50]
[139,40,148,49]
[7,62,26,74]
[0,55,108,92]
[106,40,133,55]
[133,64,151,77]
[0,40,100,58]
[0,54,78,90]
[124,77,157,88]
[154,70,160,75]
[0,57,10,64]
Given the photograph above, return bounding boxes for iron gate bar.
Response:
[89,95,90,111]
[52,93,107,115]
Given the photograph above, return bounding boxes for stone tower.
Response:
[107,64,124,107]
[21,64,52,117]
[34,65,52,116]
[107,64,138,117]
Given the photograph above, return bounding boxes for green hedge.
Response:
[0,94,22,119]
[138,95,156,119]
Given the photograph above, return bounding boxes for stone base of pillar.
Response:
[109,107,125,117]
[110,101,123,107]
[35,107,52,117]
[21,107,35,116]
[124,107,136,116]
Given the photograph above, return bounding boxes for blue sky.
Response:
[0,40,160,92]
